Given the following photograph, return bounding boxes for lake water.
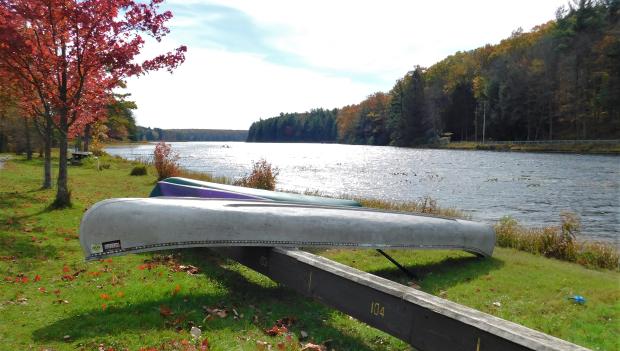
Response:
[106,142,619,243]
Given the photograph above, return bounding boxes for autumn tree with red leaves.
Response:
[0,0,186,207]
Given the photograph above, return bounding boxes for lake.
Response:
[105,142,619,242]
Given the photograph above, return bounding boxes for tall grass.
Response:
[496,214,618,270]
[176,168,231,184]
[358,196,470,219]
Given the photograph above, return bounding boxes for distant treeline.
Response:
[247,109,338,142]
[136,127,248,142]
[248,1,620,145]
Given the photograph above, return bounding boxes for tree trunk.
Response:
[83,124,91,152]
[24,118,32,160]
[53,110,71,208]
[42,115,52,189]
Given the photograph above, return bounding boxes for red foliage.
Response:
[154,141,180,180]
[0,0,186,136]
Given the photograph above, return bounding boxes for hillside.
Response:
[248,1,620,145]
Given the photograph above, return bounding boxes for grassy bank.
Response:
[440,141,620,154]
[0,155,618,350]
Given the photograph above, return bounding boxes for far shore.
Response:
[103,139,620,155]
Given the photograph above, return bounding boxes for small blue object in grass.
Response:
[569,295,586,304]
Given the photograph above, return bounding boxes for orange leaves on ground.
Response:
[61,275,75,281]
[61,266,86,281]
[137,263,154,270]
[139,255,200,275]
[34,274,41,282]
[4,274,30,284]
[100,293,110,300]
[160,305,173,318]
[101,303,107,311]
[172,284,181,296]
[116,291,125,298]
[38,287,46,293]
[264,325,288,337]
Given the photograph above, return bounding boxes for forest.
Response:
[247,0,620,145]
[137,128,248,142]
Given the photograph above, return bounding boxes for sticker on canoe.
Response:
[90,243,103,254]
[102,240,122,253]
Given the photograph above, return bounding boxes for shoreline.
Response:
[104,140,620,155]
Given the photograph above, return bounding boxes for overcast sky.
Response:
[127,0,567,130]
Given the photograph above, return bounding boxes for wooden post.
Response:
[216,247,589,351]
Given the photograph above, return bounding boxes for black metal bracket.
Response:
[376,249,419,280]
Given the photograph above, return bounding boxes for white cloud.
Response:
[126,48,375,129]
[129,0,566,129]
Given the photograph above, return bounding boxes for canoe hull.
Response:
[151,177,362,207]
[79,197,495,260]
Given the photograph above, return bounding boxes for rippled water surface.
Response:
[106,142,619,242]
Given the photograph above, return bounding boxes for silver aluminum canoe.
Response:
[79,197,495,260]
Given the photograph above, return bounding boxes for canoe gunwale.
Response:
[84,239,492,261]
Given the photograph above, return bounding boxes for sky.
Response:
[127,0,568,130]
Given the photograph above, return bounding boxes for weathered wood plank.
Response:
[216,247,590,351]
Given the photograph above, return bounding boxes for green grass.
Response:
[0,154,618,350]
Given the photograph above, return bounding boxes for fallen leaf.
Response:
[276,317,296,327]
[34,274,41,282]
[160,305,173,318]
[100,293,110,300]
[300,343,326,351]
[200,338,209,351]
[116,291,125,298]
[101,303,107,311]
[256,340,269,351]
[63,266,70,273]
[265,325,288,336]
[38,287,46,293]
[172,284,181,295]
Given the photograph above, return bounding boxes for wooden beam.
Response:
[216,247,590,351]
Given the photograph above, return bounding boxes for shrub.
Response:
[495,214,618,270]
[153,142,179,181]
[234,159,279,190]
[130,165,147,176]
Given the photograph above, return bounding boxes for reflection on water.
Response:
[106,142,619,242]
